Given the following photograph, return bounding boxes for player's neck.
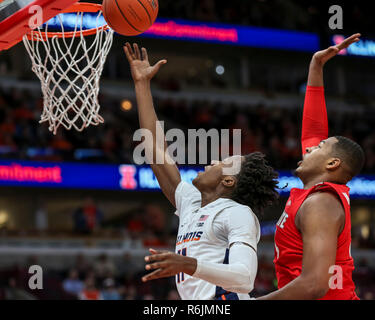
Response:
[303,174,345,189]
[200,192,220,208]
[200,191,230,208]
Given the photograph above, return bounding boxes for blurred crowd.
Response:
[158,0,373,36]
[160,0,313,30]
[0,88,136,164]
[0,252,374,300]
[28,197,177,248]
[1,88,375,174]
[0,254,178,300]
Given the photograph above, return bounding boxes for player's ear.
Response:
[222,176,236,188]
[326,157,341,171]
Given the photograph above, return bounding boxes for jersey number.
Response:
[176,248,187,283]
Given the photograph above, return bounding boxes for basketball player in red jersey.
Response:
[258,34,364,300]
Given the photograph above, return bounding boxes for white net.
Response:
[22,10,114,134]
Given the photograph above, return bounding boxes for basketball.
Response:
[102,0,159,36]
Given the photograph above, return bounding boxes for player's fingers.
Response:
[347,33,361,41]
[149,248,169,255]
[153,59,167,71]
[142,47,148,61]
[337,33,361,49]
[126,42,135,59]
[148,60,167,78]
[341,34,360,45]
[145,252,169,263]
[327,46,340,54]
[133,43,141,60]
[145,261,167,270]
[126,42,133,55]
[123,46,133,62]
[149,248,162,255]
[142,269,164,282]
[145,254,160,263]
[157,59,167,66]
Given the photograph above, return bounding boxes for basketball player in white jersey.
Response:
[124,43,279,300]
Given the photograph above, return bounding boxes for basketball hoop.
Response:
[22,2,114,134]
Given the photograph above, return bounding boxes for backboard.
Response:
[0,0,78,51]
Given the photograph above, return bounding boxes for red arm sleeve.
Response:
[301,86,329,155]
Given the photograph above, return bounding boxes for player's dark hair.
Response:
[332,136,365,178]
[231,152,279,217]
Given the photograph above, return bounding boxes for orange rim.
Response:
[27,2,109,40]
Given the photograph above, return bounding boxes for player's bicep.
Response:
[300,220,338,283]
[298,193,344,291]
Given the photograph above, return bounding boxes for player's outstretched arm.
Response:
[257,192,344,300]
[308,33,361,86]
[141,244,257,294]
[124,43,181,207]
[301,34,361,155]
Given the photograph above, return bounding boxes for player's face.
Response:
[295,137,338,177]
[192,155,243,190]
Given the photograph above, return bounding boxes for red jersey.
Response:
[274,182,359,300]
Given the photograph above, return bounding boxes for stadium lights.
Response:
[0,210,8,226]
[215,65,225,75]
[121,99,133,111]
[361,225,370,239]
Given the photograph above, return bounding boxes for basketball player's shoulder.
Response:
[308,183,347,210]
[297,190,345,228]
[174,181,201,217]
[225,200,255,217]
[312,181,347,193]
[225,202,260,230]
[221,201,260,247]
[301,182,345,208]
[303,190,344,209]
[175,180,200,195]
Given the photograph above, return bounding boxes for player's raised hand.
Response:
[312,33,361,66]
[124,43,167,82]
[141,248,197,282]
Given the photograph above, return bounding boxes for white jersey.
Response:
[174,181,261,300]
